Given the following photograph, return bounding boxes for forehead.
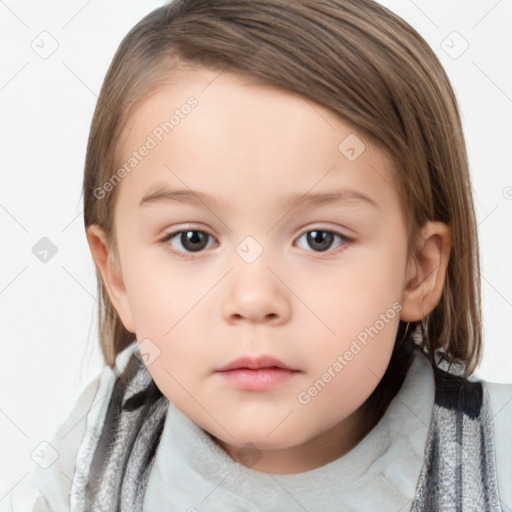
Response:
[114,67,399,215]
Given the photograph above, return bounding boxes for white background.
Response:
[1,0,511,506]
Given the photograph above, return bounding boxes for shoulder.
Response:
[482,377,512,426]
[482,377,512,428]
[22,341,138,512]
[482,378,512,507]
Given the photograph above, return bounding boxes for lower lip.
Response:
[217,368,299,391]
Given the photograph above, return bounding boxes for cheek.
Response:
[123,262,209,357]
[304,247,404,340]
[122,251,206,333]
[295,314,399,435]
[294,248,403,403]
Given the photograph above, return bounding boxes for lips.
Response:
[216,356,301,391]
[216,355,298,372]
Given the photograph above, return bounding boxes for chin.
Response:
[209,423,313,452]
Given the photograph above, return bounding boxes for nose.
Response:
[221,253,291,325]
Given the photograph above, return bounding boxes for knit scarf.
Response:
[70,344,502,511]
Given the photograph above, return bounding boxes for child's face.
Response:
[94,66,420,471]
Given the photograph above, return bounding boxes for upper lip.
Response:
[216,356,298,372]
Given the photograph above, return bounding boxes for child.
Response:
[21,0,512,510]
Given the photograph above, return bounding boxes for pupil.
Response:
[182,231,207,252]
[307,230,333,252]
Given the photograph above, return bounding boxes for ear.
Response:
[85,224,136,333]
[400,221,452,322]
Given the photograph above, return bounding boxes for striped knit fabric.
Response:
[72,344,502,511]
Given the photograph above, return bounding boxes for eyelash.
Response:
[158,227,352,260]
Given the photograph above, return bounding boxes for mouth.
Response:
[216,355,301,391]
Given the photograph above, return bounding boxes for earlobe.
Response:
[85,224,136,333]
[400,221,452,323]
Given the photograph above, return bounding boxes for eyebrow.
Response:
[139,185,380,211]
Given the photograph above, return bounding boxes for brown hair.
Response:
[82,0,483,381]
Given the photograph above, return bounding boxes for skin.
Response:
[86,66,451,474]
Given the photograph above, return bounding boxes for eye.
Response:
[159,227,351,259]
[160,229,216,257]
[295,229,350,253]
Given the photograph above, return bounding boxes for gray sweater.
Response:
[8,342,512,511]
